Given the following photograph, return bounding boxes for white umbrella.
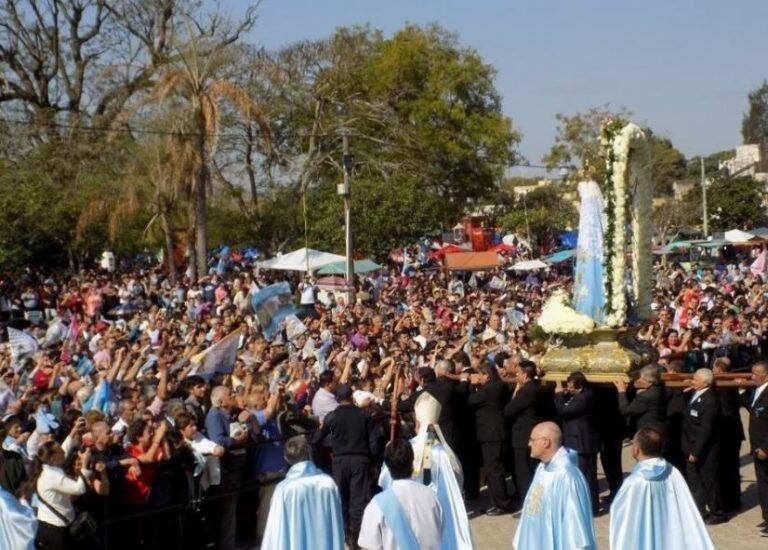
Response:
[724,229,758,244]
[257,247,345,272]
[510,259,549,271]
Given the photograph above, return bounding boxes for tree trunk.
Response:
[195,134,210,278]
[160,211,177,283]
[187,188,198,281]
[245,123,259,206]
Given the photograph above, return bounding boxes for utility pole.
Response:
[339,132,355,305]
[701,157,708,237]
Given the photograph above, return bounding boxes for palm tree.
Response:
[152,34,270,279]
[75,137,189,282]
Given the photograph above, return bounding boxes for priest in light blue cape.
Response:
[379,392,474,550]
[514,421,596,550]
[610,427,714,550]
[0,487,37,550]
[261,435,345,550]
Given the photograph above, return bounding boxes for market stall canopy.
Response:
[316,276,353,291]
[695,239,728,249]
[316,258,382,275]
[445,251,500,271]
[544,249,576,263]
[490,243,516,254]
[724,229,761,244]
[429,243,471,260]
[510,259,549,271]
[258,247,345,272]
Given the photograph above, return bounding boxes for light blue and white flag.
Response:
[251,282,296,340]
[190,328,243,379]
[7,327,39,367]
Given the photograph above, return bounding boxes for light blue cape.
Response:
[0,487,36,550]
[513,447,596,550]
[609,458,714,550]
[261,460,345,550]
[380,434,475,550]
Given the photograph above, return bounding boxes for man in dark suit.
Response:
[713,357,745,512]
[452,352,480,500]
[554,371,601,514]
[594,383,625,506]
[313,384,378,548]
[384,364,467,449]
[741,361,768,536]
[503,360,545,503]
[615,364,667,435]
[468,363,513,515]
[682,368,726,524]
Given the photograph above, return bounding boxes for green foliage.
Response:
[0,139,140,270]
[684,150,736,179]
[647,133,686,196]
[542,105,631,183]
[499,186,577,248]
[682,175,767,231]
[742,81,768,145]
[304,176,443,256]
[0,21,520,269]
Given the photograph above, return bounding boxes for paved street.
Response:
[469,412,766,549]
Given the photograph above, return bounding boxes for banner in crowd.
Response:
[285,314,307,341]
[7,327,39,362]
[251,282,296,339]
[190,328,243,379]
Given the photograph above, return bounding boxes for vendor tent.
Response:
[724,229,760,244]
[544,249,575,263]
[317,258,382,275]
[445,251,500,271]
[316,276,353,291]
[510,259,549,271]
[258,248,345,272]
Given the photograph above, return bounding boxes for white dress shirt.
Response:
[312,388,338,424]
[36,464,91,527]
[752,382,768,407]
[358,479,443,550]
[187,433,221,489]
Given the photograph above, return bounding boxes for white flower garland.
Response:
[603,123,652,328]
[538,289,596,334]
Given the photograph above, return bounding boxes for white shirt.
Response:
[36,464,91,527]
[187,433,221,489]
[358,479,443,550]
[300,283,316,305]
[753,382,768,407]
[690,387,709,404]
[312,388,339,424]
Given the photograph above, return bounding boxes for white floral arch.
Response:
[602,123,653,327]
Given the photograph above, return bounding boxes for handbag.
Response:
[36,489,98,542]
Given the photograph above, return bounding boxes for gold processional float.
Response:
[538,121,658,383]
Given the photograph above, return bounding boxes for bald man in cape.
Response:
[513,421,596,550]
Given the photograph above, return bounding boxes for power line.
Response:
[0,116,331,140]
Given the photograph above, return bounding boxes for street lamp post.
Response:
[338,132,355,305]
[701,157,709,237]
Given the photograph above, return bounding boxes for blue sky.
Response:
[224,0,768,168]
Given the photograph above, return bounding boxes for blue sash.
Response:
[373,488,420,549]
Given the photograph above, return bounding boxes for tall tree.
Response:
[683,175,767,231]
[543,105,631,182]
[499,186,577,250]
[149,28,269,279]
[742,81,768,145]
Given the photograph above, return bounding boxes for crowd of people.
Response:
[0,246,767,549]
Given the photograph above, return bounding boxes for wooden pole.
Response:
[389,364,402,442]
